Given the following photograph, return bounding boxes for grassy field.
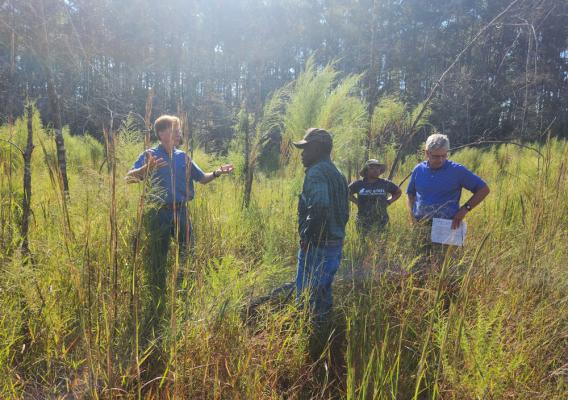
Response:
[0,113,567,399]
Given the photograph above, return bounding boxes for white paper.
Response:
[431,218,467,246]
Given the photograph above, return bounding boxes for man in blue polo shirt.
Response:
[406,134,489,268]
[126,115,233,335]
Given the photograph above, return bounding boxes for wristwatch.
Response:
[213,170,221,178]
[463,203,472,212]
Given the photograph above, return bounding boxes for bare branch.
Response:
[450,140,544,158]
[388,0,524,180]
[0,138,24,155]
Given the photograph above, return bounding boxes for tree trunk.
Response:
[39,0,69,193]
[242,63,262,209]
[21,105,34,259]
[46,72,70,194]
[242,108,252,209]
[144,87,154,149]
[365,0,380,160]
[8,31,16,125]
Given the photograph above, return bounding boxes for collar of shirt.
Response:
[425,159,449,171]
[155,144,176,160]
[307,155,332,171]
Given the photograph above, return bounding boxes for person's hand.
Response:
[216,164,234,175]
[451,208,468,229]
[145,151,167,171]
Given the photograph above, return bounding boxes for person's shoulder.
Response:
[136,146,156,158]
[412,161,428,172]
[447,160,471,172]
[145,145,165,156]
[173,148,191,164]
[308,158,331,172]
[378,177,396,186]
[331,161,345,176]
[349,179,363,189]
[416,161,428,169]
[307,159,343,182]
[173,148,187,156]
[306,162,327,179]
[330,162,348,184]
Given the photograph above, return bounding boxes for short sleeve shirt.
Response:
[132,145,205,204]
[349,178,399,225]
[406,160,486,220]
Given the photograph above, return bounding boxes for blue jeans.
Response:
[296,243,343,323]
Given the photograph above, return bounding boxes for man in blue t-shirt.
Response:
[406,134,489,229]
[406,134,489,275]
[126,115,233,334]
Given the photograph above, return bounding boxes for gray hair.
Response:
[425,134,450,152]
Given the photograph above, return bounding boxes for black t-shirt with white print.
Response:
[349,178,399,226]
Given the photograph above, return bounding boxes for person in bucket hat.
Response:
[349,159,402,234]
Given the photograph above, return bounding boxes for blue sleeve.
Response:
[190,160,205,182]
[406,168,417,195]
[132,151,146,169]
[459,165,486,193]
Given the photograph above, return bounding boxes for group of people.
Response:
[127,115,490,335]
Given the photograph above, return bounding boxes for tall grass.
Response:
[0,110,566,398]
[280,57,368,178]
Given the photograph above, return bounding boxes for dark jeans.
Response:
[143,204,193,336]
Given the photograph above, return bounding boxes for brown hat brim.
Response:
[360,163,387,177]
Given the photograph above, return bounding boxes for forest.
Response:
[0,0,567,399]
[2,0,567,149]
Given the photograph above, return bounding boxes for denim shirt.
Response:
[298,156,349,244]
[133,145,205,204]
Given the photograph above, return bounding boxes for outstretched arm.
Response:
[199,164,234,184]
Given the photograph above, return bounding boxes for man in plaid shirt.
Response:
[293,128,349,325]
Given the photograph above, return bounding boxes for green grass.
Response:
[0,113,567,398]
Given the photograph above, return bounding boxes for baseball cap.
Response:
[292,128,333,148]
